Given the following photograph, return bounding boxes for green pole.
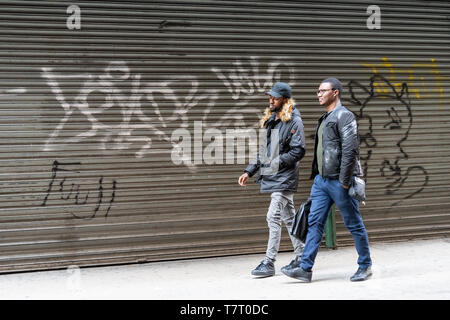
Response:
[325,205,337,249]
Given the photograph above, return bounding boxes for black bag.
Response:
[348,176,366,203]
[290,198,312,242]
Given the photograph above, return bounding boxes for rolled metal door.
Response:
[0,0,449,273]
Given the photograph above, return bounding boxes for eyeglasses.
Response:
[316,88,335,95]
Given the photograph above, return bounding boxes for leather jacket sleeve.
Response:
[338,112,359,186]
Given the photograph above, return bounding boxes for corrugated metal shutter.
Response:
[0,0,449,273]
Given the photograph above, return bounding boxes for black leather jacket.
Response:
[245,107,306,193]
[310,103,362,186]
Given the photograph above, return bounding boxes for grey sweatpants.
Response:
[265,191,304,262]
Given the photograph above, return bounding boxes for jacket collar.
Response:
[327,102,343,114]
[321,102,342,121]
[264,112,280,128]
[264,105,297,127]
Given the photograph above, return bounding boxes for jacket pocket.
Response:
[323,146,341,175]
[325,121,339,140]
[278,132,292,154]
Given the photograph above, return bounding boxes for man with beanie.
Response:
[282,77,373,282]
[238,82,306,277]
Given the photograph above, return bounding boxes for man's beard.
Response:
[270,104,283,113]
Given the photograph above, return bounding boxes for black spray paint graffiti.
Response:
[42,161,117,219]
[347,74,429,206]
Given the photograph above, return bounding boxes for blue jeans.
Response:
[300,175,372,271]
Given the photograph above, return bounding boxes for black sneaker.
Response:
[350,266,372,282]
[251,260,275,277]
[281,256,301,274]
[281,266,312,282]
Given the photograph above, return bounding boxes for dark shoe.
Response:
[251,260,275,277]
[282,266,312,282]
[350,266,372,282]
[281,256,301,274]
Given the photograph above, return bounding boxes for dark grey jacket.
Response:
[310,103,363,186]
[245,107,306,193]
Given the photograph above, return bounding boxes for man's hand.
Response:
[238,173,249,186]
[342,184,349,189]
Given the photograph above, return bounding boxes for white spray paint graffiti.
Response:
[0,88,27,95]
[41,58,296,167]
[209,56,296,128]
[43,61,173,159]
[211,56,296,100]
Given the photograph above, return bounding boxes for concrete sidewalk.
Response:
[0,238,449,300]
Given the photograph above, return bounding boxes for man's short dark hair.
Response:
[321,77,342,98]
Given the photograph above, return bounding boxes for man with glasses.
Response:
[238,82,306,277]
[282,78,373,282]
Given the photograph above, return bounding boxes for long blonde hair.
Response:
[259,98,295,128]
